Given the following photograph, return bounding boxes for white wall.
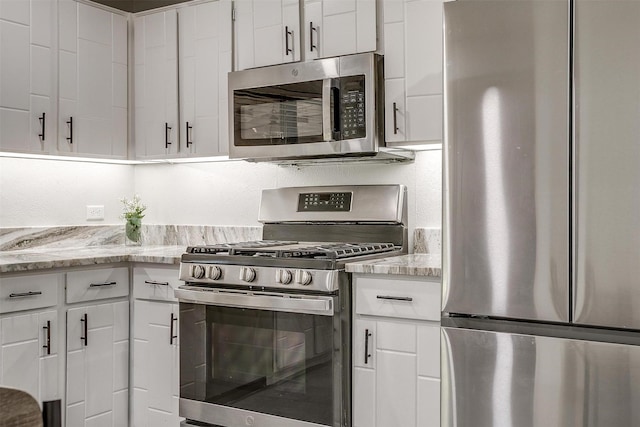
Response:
[0,150,442,229]
[134,150,442,229]
[0,157,134,227]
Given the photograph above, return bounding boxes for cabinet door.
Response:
[0,0,54,153]
[304,0,376,60]
[383,0,443,145]
[66,301,129,426]
[179,0,232,156]
[0,310,59,404]
[132,300,181,426]
[234,0,300,70]
[353,317,418,427]
[58,1,128,158]
[134,9,179,159]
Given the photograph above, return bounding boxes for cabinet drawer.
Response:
[354,276,441,321]
[0,273,60,314]
[66,267,129,303]
[133,266,180,302]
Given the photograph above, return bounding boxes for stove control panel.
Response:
[298,192,352,212]
[179,263,340,292]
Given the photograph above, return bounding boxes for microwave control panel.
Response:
[340,75,366,139]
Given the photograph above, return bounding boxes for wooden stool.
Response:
[0,387,43,427]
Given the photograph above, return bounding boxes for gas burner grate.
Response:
[226,242,397,260]
[186,240,297,254]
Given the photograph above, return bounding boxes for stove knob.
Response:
[192,265,206,280]
[276,269,293,285]
[240,267,256,283]
[208,266,222,280]
[295,270,313,286]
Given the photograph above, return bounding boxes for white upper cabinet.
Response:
[303,0,377,60]
[135,0,231,158]
[178,0,232,156]
[58,0,128,158]
[382,0,444,146]
[233,0,301,70]
[0,0,54,153]
[134,9,179,158]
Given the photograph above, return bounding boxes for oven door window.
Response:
[233,80,330,146]
[180,303,337,425]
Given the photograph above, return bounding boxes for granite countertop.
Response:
[345,253,442,278]
[0,245,186,274]
[0,226,443,276]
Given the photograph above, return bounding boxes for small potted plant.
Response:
[120,195,146,245]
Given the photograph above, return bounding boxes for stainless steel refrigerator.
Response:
[442,0,640,426]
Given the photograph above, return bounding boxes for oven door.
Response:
[176,286,350,427]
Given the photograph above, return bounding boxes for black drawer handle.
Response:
[66,117,73,144]
[170,313,178,345]
[376,295,413,302]
[186,122,193,147]
[364,329,372,365]
[165,122,172,148]
[9,291,43,298]
[43,320,51,355]
[285,26,293,55]
[309,21,317,52]
[39,112,46,141]
[393,102,399,134]
[89,281,117,288]
[80,313,88,346]
[144,280,169,286]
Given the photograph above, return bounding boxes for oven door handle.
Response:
[175,287,335,316]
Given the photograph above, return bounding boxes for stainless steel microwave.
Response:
[228,53,384,161]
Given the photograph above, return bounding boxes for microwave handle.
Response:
[322,79,339,141]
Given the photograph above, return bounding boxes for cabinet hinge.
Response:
[232,5,236,21]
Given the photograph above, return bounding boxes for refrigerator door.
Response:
[442,326,640,427]
[573,0,640,329]
[443,0,570,322]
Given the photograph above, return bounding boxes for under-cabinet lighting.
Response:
[0,152,235,165]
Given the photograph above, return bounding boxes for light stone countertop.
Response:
[345,253,442,278]
[0,245,185,274]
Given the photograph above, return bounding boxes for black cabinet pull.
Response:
[165,122,172,148]
[376,295,413,302]
[393,102,399,135]
[285,26,293,55]
[38,112,46,141]
[186,122,193,147]
[43,320,51,355]
[80,313,88,346]
[9,291,42,298]
[66,117,73,144]
[309,22,317,52]
[144,280,169,286]
[364,329,372,365]
[89,281,116,288]
[170,313,178,345]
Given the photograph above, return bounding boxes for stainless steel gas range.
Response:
[176,185,407,427]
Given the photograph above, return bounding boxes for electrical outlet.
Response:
[86,205,104,221]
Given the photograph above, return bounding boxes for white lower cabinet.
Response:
[132,300,180,426]
[0,310,60,405]
[131,266,181,426]
[0,272,62,405]
[66,301,129,426]
[353,274,441,427]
